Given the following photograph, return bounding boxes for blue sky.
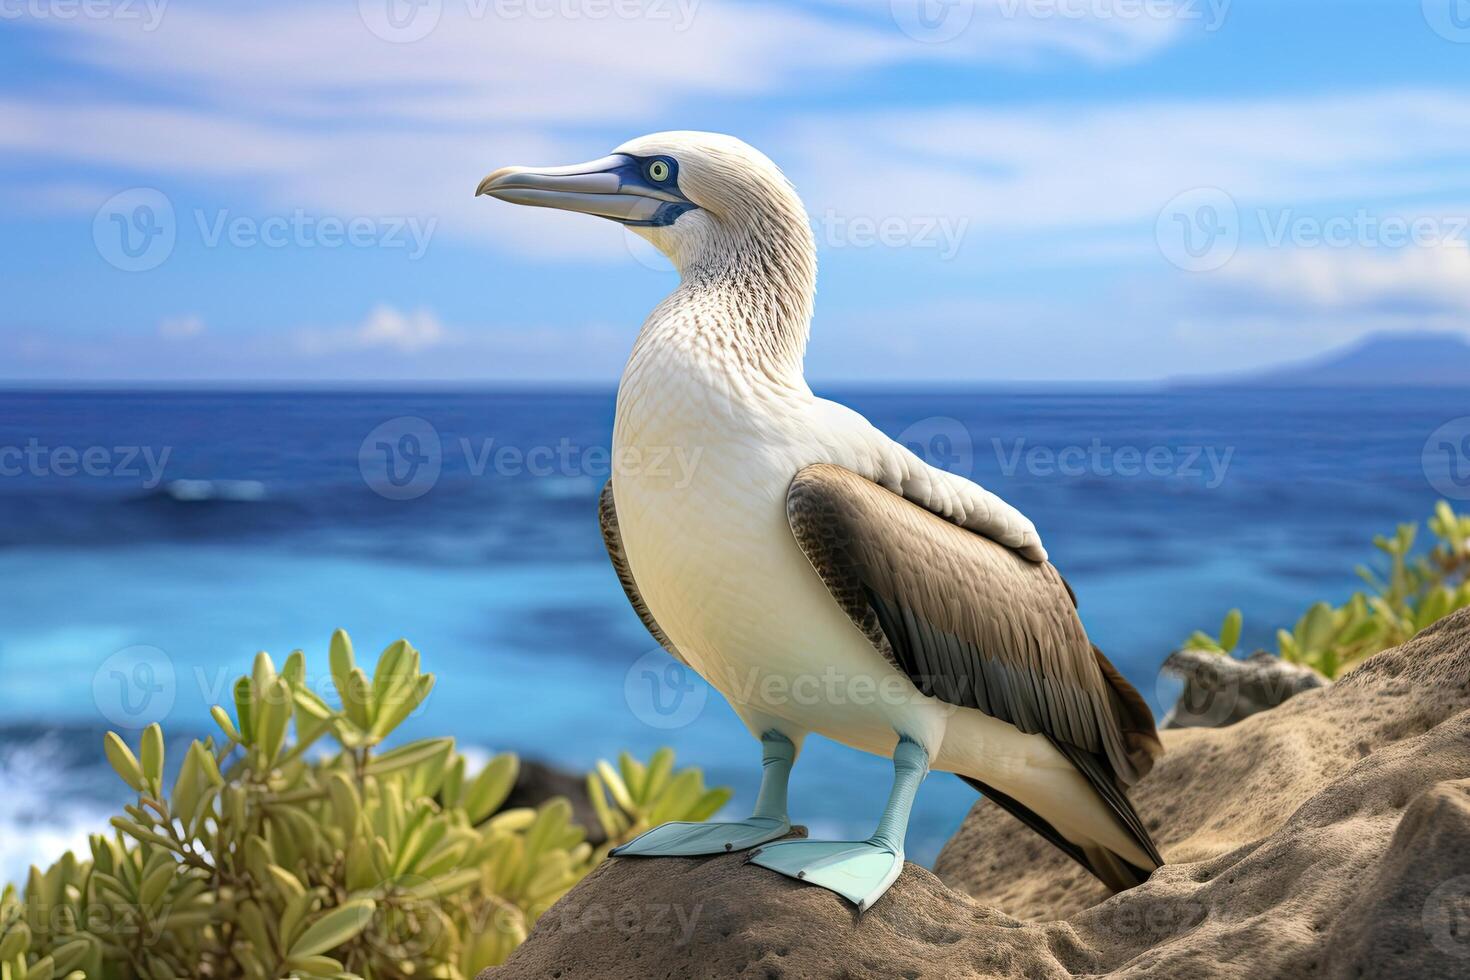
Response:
[3,0,1470,383]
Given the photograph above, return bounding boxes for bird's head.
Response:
[477,131,815,277]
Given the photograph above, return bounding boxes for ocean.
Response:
[1,386,1464,883]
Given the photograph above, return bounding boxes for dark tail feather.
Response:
[957,775,1159,894]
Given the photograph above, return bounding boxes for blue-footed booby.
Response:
[477,132,1164,911]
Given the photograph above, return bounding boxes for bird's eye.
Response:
[646,160,670,183]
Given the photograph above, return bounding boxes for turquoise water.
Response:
[0,386,1464,879]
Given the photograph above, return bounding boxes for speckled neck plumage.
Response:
[630,163,818,390]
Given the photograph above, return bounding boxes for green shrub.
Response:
[0,632,728,979]
[1183,502,1470,678]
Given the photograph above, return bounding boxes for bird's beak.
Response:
[476,154,695,227]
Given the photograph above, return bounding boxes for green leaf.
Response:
[595,760,635,813]
[210,704,242,743]
[329,629,358,713]
[1219,609,1242,653]
[288,898,375,959]
[233,675,255,744]
[464,753,519,824]
[405,867,482,899]
[140,723,165,791]
[103,732,146,793]
[365,737,454,776]
[287,954,346,977]
[0,920,30,961]
[618,751,647,802]
[26,954,55,980]
[343,666,374,731]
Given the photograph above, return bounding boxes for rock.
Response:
[1160,647,1328,729]
[484,608,1470,979]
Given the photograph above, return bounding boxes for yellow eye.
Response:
[647,160,670,182]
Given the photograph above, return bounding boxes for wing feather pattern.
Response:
[785,464,1163,888]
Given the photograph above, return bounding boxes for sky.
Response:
[3,0,1470,384]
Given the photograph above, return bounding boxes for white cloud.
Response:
[158,314,206,339]
[0,0,1216,257]
[782,91,1470,237]
[295,305,447,354]
[1214,242,1470,315]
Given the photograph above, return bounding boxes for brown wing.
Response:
[785,464,1161,787]
[599,480,685,665]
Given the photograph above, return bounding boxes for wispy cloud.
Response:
[295,305,447,355]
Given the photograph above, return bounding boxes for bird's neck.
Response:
[632,208,817,390]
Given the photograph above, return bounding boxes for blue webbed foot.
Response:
[610,816,791,857]
[745,838,903,912]
[745,737,927,912]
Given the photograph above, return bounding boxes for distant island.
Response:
[1174,331,1470,387]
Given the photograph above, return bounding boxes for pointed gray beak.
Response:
[476,154,695,228]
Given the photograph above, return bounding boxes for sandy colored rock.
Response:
[484,608,1470,979]
[1160,646,1327,728]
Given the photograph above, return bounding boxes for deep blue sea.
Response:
[1,387,1465,882]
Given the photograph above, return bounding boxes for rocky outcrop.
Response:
[1160,647,1327,729]
[484,608,1470,979]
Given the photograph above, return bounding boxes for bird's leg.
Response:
[745,736,928,912]
[610,731,795,857]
